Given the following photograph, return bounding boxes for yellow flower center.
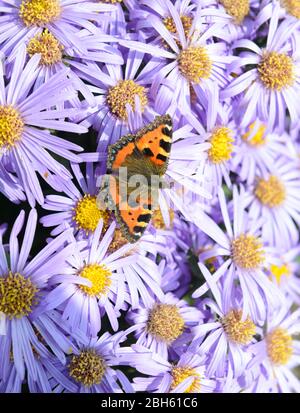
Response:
[100,0,122,3]
[171,366,201,393]
[152,208,175,230]
[242,122,266,146]
[27,30,63,66]
[258,52,295,91]
[219,0,250,24]
[79,264,112,297]
[266,328,293,365]
[74,195,109,233]
[232,234,265,269]
[19,0,61,27]
[163,15,192,39]
[281,0,300,19]
[255,176,286,208]
[222,309,256,345]
[0,105,24,149]
[147,304,185,343]
[208,126,234,164]
[69,350,106,387]
[270,264,290,285]
[178,46,212,84]
[106,80,148,121]
[0,272,39,319]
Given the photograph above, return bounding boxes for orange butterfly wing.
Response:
[103,115,173,242]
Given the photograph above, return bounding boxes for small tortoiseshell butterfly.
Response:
[98,115,172,243]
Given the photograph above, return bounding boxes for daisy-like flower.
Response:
[191,186,284,322]
[192,263,256,378]
[54,332,135,393]
[120,0,234,116]
[0,49,87,206]
[41,220,148,335]
[131,346,215,393]
[72,47,155,153]
[266,245,300,305]
[0,209,78,382]
[126,292,202,359]
[40,157,109,238]
[244,156,300,249]
[12,29,124,107]
[221,5,300,132]
[247,306,300,393]
[231,121,297,185]
[0,0,115,56]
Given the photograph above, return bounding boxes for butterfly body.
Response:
[99,115,173,243]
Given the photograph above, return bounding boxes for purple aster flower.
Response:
[131,345,215,393]
[40,156,109,239]
[221,4,300,132]
[71,47,156,153]
[53,331,135,393]
[186,102,237,194]
[120,0,234,116]
[41,220,145,335]
[231,121,297,185]
[0,209,79,382]
[191,263,257,378]
[247,306,300,393]
[7,29,124,108]
[192,186,284,322]
[0,49,87,206]
[0,0,115,56]
[244,156,300,249]
[126,292,202,359]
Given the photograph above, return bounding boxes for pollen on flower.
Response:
[79,264,112,296]
[19,0,61,27]
[152,208,175,230]
[163,15,192,39]
[69,350,106,387]
[222,309,256,345]
[270,264,290,285]
[27,30,64,66]
[74,194,109,233]
[281,0,300,19]
[0,105,24,149]
[255,176,286,208]
[258,52,295,91]
[106,80,148,121]
[232,234,265,269]
[178,46,212,84]
[0,272,39,319]
[208,127,234,164]
[242,122,266,146]
[266,328,293,365]
[147,304,185,343]
[171,366,201,393]
[220,0,250,24]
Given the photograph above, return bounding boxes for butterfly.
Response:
[98,115,173,243]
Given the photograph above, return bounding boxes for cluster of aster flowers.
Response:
[1,0,300,394]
